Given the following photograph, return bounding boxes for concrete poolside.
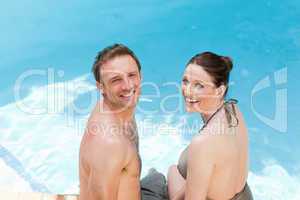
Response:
[0,189,79,200]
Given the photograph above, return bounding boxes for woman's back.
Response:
[177,103,249,200]
[203,104,249,199]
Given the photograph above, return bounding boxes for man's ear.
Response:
[96,81,103,91]
[216,85,226,98]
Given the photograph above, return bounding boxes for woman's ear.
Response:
[138,71,142,82]
[216,85,227,98]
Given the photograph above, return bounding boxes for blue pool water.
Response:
[0,0,299,199]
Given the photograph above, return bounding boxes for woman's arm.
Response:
[184,136,215,200]
[168,165,186,200]
[172,184,186,200]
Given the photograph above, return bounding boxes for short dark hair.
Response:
[187,51,233,96]
[92,44,141,82]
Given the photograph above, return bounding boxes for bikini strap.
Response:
[224,98,239,128]
[199,98,239,132]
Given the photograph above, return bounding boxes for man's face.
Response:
[99,55,141,111]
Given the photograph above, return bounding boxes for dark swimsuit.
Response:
[177,99,253,200]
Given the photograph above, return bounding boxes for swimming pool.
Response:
[0,0,299,199]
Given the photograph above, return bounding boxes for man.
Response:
[79,44,142,200]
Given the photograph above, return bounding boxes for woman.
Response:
[167,52,253,200]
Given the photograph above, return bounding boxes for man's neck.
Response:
[102,99,135,122]
[114,109,135,122]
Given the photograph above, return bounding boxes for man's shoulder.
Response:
[86,106,119,137]
[81,127,128,167]
[84,119,126,148]
[82,101,131,158]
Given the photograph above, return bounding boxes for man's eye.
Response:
[129,73,136,77]
[112,78,122,83]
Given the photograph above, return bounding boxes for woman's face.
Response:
[181,63,224,114]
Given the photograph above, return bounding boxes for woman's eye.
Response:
[195,83,204,89]
[182,79,188,84]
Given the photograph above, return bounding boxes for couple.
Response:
[79,44,253,200]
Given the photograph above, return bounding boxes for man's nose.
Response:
[122,77,133,90]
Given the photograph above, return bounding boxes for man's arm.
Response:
[86,132,127,200]
[184,136,215,200]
